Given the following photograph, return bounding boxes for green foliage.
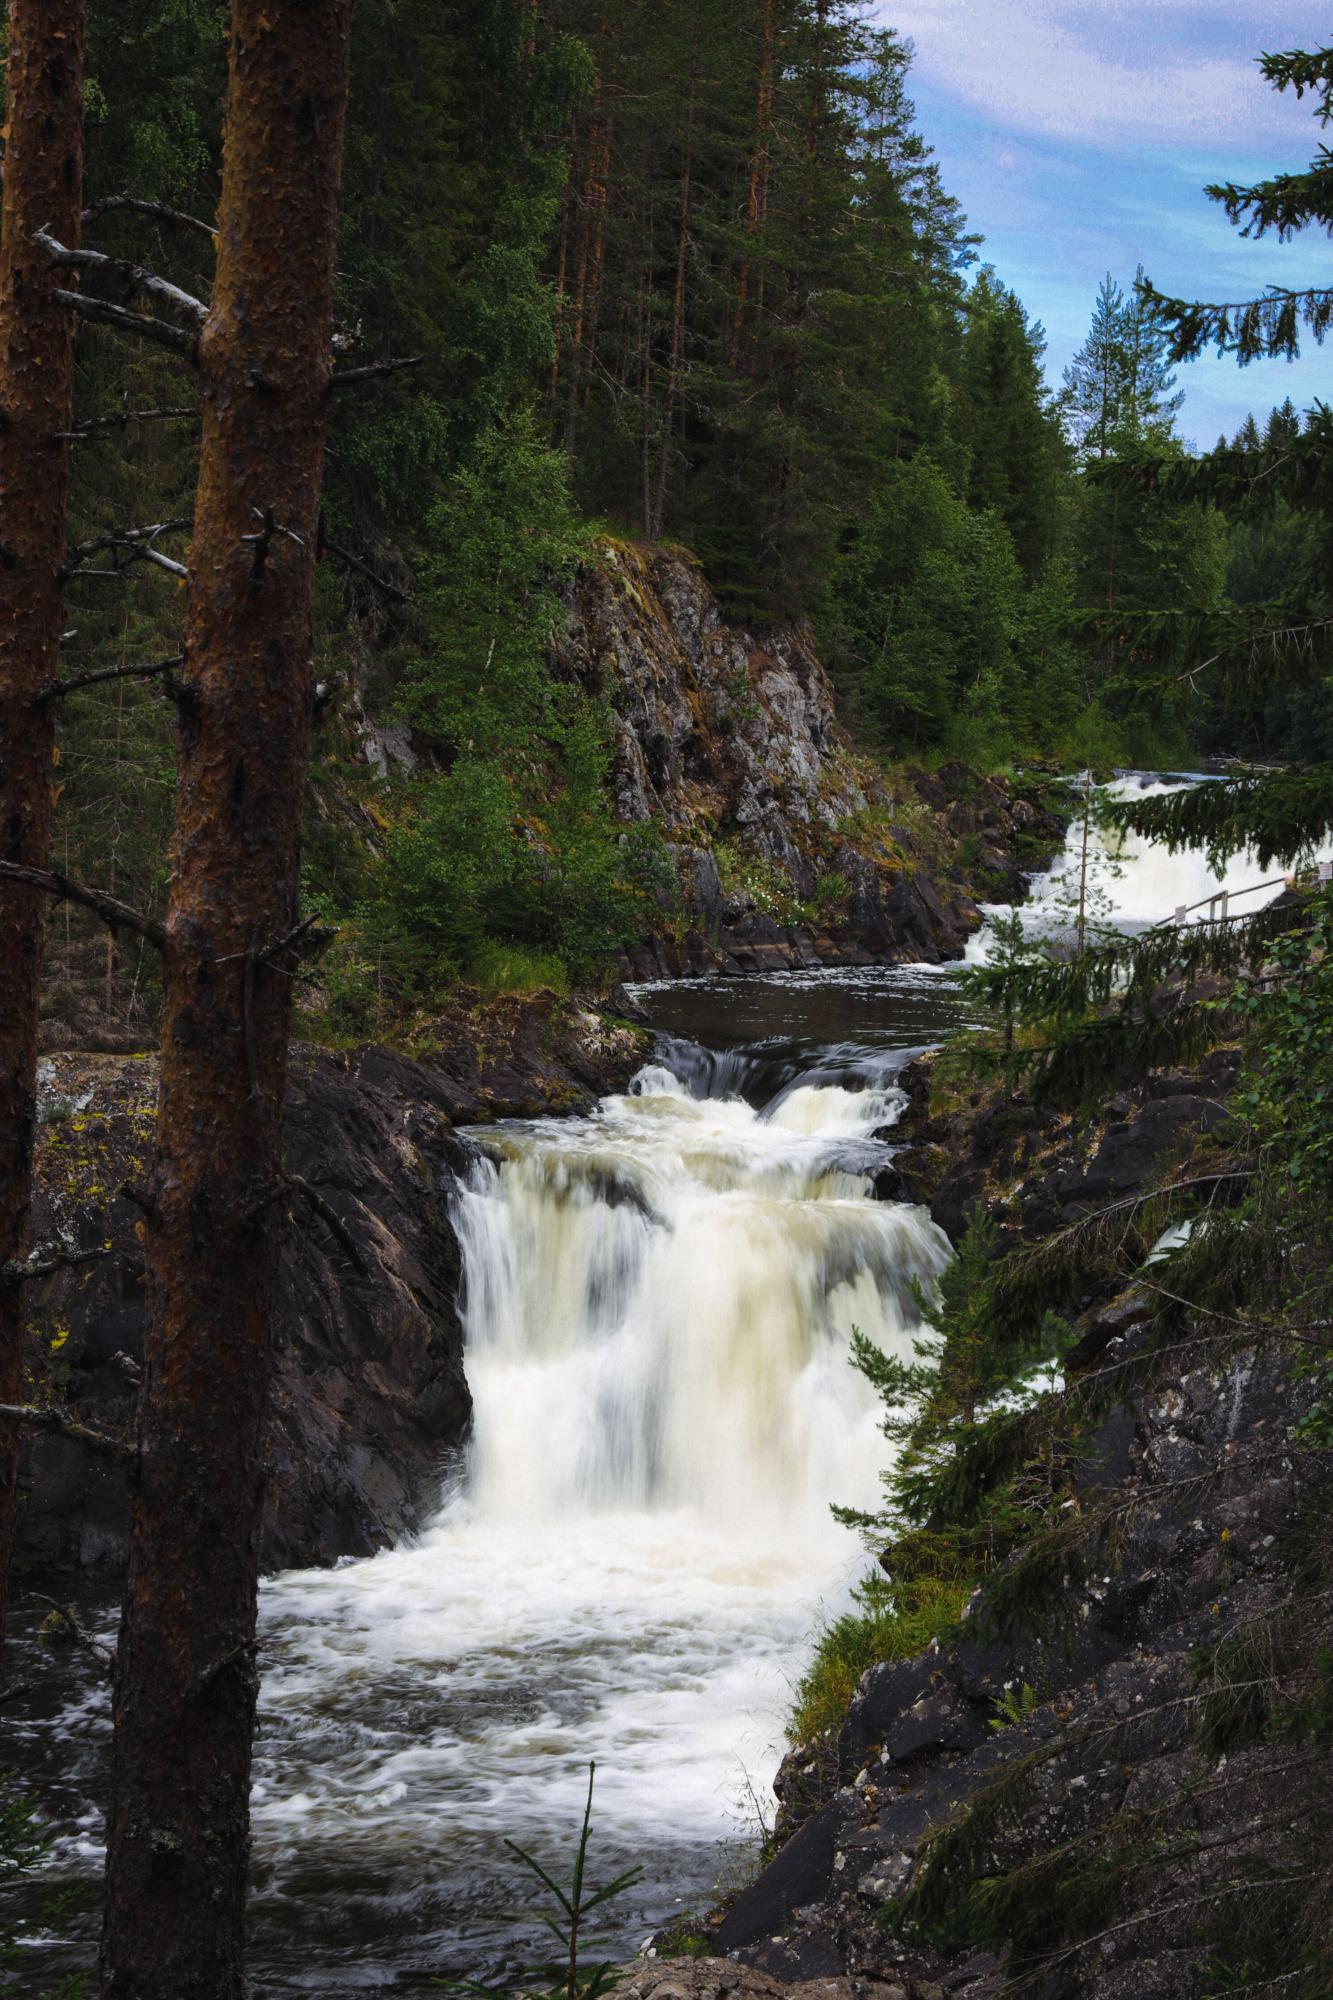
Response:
[987,1680,1039,1732]
[1107,768,1333,872]
[1139,42,1333,366]
[376,733,656,986]
[345,415,659,992]
[1061,268,1184,465]
[0,1773,86,1999]
[406,412,588,755]
[845,1209,1066,1532]
[443,1764,643,2000]
[789,1569,972,1743]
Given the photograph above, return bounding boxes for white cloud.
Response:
[874,1,1324,150]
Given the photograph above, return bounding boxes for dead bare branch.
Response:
[259,913,336,969]
[36,652,185,704]
[241,505,304,581]
[286,1176,369,1277]
[0,1404,134,1464]
[30,1593,116,1671]
[117,1182,158,1222]
[65,517,190,584]
[36,225,207,326]
[322,532,413,603]
[53,403,197,444]
[329,354,422,391]
[2,1245,107,1283]
[0,862,165,950]
[52,286,199,360]
[81,193,216,243]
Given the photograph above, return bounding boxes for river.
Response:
[5,776,1294,1993]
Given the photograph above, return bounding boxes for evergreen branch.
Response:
[0,863,165,950]
[966,899,1296,1027]
[1204,156,1333,239]
[1260,45,1333,119]
[988,1172,1249,1337]
[1103,767,1333,871]
[1139,277,1333,364]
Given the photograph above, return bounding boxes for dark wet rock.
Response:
[643,1038,1331,2000]
[18,1001,649,1585]
[403,988,651,1121]
[616,1956,949,2000]
[1054,1095,1229,1208]
[19,1048,475,1583]
[691,1337,1324,1999]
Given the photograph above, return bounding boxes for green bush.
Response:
[790,1571,972,1744]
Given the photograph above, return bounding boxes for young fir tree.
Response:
[841,1208,1064,1540]
[1061,267,1183,464]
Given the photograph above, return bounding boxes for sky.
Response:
[871,2,1331,447]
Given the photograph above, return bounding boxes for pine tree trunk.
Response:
[579,120,614,413]
[653,90,695,540]
[98,4,353,1994]
[563,20,610,453]
[0,0,86,1690]
[732,0,775,365]
[548,158,573,419]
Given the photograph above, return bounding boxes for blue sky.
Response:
[872,2,1331,446]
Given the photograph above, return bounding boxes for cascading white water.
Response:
[22,778,1303,1994]
[454,1068,948,1531]
[966,773,1299,963]
[240,1056,950,1984]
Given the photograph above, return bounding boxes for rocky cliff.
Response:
[652,1045,1330,2000]
[558,543,1063,978]
[15,998,648,1584]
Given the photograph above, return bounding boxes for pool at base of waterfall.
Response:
[241,1020,957,1992]
[7,773,1308,1995]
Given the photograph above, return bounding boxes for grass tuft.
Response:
[790,1572,972,1744]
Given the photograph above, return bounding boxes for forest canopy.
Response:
[13,0,1327,1017]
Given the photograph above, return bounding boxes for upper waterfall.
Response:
[966,771,1302,962]
[452,1063,950,1535]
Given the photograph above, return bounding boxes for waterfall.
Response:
[966,772,1301,963]
[245,1047,951,1979]
[453,1067,949,1535]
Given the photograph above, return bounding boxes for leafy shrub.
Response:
[790,1571,972,1743]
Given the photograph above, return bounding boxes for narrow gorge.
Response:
[9,732,1308,1998]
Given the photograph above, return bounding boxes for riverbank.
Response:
[664,975,1329,1998]
[16,994,650,1584]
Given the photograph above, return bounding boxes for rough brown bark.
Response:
[652,89,695,540]
[0,0,86,1690]
[732,0,775,366]
[98,4,354,1996]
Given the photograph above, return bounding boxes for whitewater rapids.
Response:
[965,771,1304,963]
[245,1057,950,1980]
